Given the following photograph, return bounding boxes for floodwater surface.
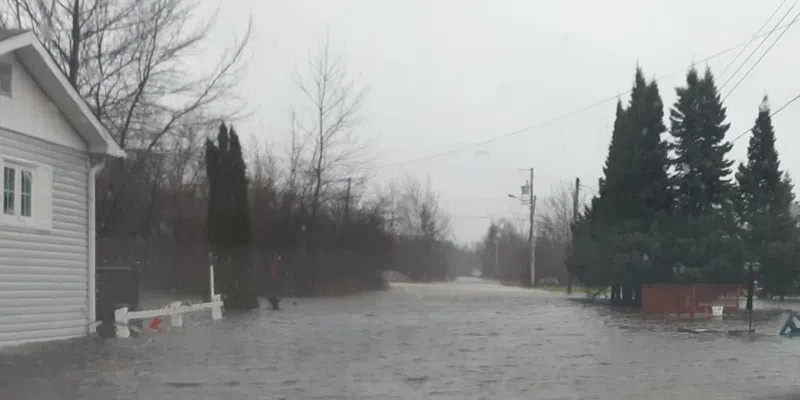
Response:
[1,278,799,399]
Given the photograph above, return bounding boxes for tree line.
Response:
[568,67,798,305]
[1,1,460,309]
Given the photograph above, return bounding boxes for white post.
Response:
[211,294,222,320]
[170,313,183,327]
[114,307,130,338]
[167,301,183,327]
[209,262,222,321]
[209,263,215,298]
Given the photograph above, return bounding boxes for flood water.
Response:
[1,277,799,399]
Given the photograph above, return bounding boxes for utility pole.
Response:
[508,169,536,287]
[567,177,580,295]
[494,238,499,277]
[343,177,352,224]
[342,177,352,248]
[528,167,536,287]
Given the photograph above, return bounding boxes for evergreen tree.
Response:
[205,122,257,309]
[630,79,672,218]
[594,99,632,222]
[228,128,252,246]
[596,68,671,222]
[735,96,798,298]
[206,124,227,247]
[670,67,734,216]
[569,67,673,304]
[570,96,631,300]
[668,67,742,282]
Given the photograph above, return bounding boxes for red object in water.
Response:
[271,262,279,279]
[149,316,163,330]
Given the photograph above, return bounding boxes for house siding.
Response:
[0,53,87,152]
[0,128,89,347]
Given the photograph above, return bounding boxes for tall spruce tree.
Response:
[594,99,630,221]
[205,122,257,309]
[631,79,672,218]
[669,67,741,282]
[670,67,734,215]
[735,96,798,298]
[568,67,672,304]
[228,128,252,246]
[618,68,672,300]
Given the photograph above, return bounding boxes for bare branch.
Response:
[2,0,254,233]
[293,34,371,236]
[395,174,450,240]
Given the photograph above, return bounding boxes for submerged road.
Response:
[1,277,799,399]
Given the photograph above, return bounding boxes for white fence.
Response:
[113,265,223,338]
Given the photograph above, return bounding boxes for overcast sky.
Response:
[200,0,800,243]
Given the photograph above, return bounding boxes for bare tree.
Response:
[294,34,370,239]
[396,175,450,241]
[285,109,308,200]
[2,0,252,231]
[538,182,580,244]
[246,135,278,188]
[535,180,588,283]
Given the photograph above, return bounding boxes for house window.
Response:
[21,170,32,217]
[2,162,34,219]
[3,166,14,215]
[0,157,52,230]
[0,63,11,97]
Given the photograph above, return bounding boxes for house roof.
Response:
[0,30,125,158]
[0,30,26,42]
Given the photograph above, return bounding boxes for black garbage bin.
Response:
[96,267,140,334]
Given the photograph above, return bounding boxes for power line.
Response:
[576,88,800,196]
[722,6,800,102]
[373,20,799,170]
[579,182,599,196]
[718,0,794,91]
[451,210,518,220]
[552,92,800,204]
[450,201,531,220]
[730,91,800,144]
[719,0,797,83]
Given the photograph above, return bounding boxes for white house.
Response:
[0,30,125,347]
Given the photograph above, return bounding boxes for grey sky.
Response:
[202,0,800,243]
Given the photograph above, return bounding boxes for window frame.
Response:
[0,156,50,231]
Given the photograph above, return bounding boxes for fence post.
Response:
[211,294,222,320]
[209,262,222,320]
[209,261,215,299]
[114,307,130,338]
[167,301,183,327]
[170,313,183,327]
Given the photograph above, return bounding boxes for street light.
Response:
[507,193,530,203]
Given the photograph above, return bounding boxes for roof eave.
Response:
[1,31,126,159]
[27,39,126,159]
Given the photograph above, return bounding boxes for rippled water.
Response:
[1,278,800,399]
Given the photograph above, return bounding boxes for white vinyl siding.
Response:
[0,53,86,151]
[0,127,89,348]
